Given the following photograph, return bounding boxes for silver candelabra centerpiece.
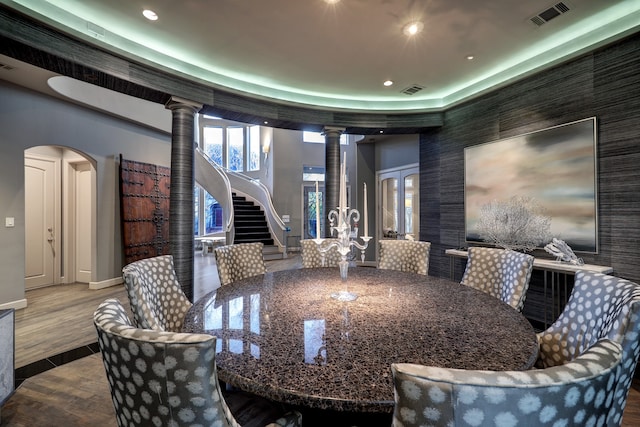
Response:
[313,154,371,301]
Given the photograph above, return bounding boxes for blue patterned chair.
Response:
[391,339,622,427]
[460,247,534,311]
[536,270,640,426]
[214,242,266,286]
[122,255,192,332]
[94,298,302,427]
[378,240,431,275]
[300,238,341,268]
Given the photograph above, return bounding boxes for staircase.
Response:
[232,193,282,260]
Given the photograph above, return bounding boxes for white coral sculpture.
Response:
[544,237,584,265]
[476,196,552,252]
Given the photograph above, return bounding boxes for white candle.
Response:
[343,152,347,208]
[363,182,368,237]
[339,153,346,226]
[315,180,321,238]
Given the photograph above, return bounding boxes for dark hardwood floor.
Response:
[1,252,639,426]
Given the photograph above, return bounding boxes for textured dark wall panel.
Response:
[421,32,640,285]
[593,36,640,281]
[167,101,199,302]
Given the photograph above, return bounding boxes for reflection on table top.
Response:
[182,267,539,413]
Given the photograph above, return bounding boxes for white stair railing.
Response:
[195,149,287,252]
[195,149,234,242]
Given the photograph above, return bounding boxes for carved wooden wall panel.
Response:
[120,157,171,264]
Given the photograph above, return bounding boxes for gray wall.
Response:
[376,135,420,171]
[356,143,376,261]
[0,81,172,307]
[271,129,358,243]
[0,81,380,307]
[421,31,640,284]
[271,129,315,241]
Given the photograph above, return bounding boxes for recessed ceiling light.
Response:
[466,55,475,60]
[324,0,341,4]
[142,9,158,21]
[383,80,394,87]
[403,21,424,36]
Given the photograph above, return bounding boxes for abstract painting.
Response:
[465,117,598,253]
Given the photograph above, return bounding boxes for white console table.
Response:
[445,249,613,328]
[195,236,226,256]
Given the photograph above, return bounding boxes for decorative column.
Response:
[323,127,344,238]
[165,96,202,302]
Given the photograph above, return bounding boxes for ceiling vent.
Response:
[530,2,570,27]
[0,63,15,71]
[401,84,425,96]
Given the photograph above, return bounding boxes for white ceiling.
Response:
[1,0,639,112]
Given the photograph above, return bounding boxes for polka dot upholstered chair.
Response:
[378,240,431,275]
[94,298,302,427]
[536,270,640,427]
[300,238,342,268]
[214,242,266,286]
[122,255,192,332]
[460,247,534,311]
[391,339,622,427]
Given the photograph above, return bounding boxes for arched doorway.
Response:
[24,146,96,289]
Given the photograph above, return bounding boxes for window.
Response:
[200,116,261,172]
[303,166,325,182]
[194,186,200,235]
[303,131,348,145]
[203,127,223,165]
[248,125,260,171]
[227,127,244,172]
[197,116,262,237]
[204,191,223,234]
[194,184,224,236]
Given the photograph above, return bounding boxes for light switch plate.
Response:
[5,217,14,227]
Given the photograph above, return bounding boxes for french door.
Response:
[303,184,324,240]
[377,165,419,240]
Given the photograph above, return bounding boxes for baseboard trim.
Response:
[0,298,27,311]
[89,277,123,290]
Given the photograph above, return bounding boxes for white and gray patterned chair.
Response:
[378,240,431,275]
[300,238,341,268]
[94,298,302,427]
[460,247,534,311]
[122,254,192,332]
[537,270,640,427]
[391,339,622,427]
[214,242,266,286]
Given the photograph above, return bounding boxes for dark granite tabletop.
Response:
[183,267,539,413]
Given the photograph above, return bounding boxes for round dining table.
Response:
[182,267,539,413]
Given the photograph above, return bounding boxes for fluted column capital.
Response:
[321,126,345,138]
[165,96,202,112]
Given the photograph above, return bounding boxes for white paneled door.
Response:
[74,162,92,283]
[25,156,56,289]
